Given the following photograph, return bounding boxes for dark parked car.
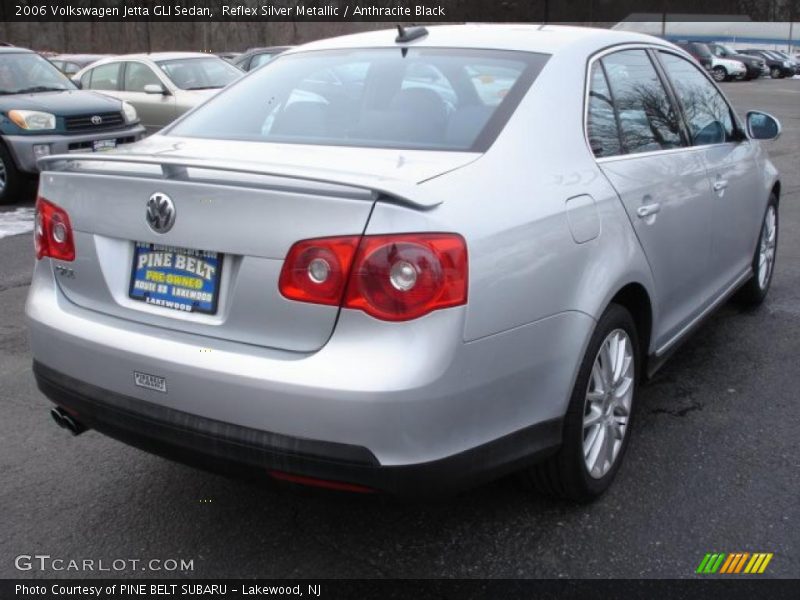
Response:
[215,52,241,63]
[737,49,794,78]
[49,54,111,76]
[0,47,144,204]
[232,46,292,71]
[674,41,713,70]
[764,50,799,75]
[705,42,765,80]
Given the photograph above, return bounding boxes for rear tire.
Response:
[522,304,640,501]
[770,66,781,79]
[0,143,25,205]
[735,194,778,307]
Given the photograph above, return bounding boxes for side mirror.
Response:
[746,111,781,141]
[143,83,168,95]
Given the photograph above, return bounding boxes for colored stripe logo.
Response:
[696,552,773,574]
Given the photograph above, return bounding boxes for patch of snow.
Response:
[0,207,35,240]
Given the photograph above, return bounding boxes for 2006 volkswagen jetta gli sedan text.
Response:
[26,25,781,501]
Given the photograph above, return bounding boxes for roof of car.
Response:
[0,47,33,54]
[291,24,664,56]
[52,53,110,61]
[97,51,213,62]
[243,46,293,54]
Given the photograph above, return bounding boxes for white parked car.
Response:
[710,55,747,81]
[74,52,242,133]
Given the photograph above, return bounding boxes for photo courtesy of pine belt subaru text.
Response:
[26,25,781,501]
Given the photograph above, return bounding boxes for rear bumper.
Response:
[34,361,561,495]
[5,124,146,173]
[26,259,593,493]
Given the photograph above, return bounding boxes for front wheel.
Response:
[522,304,640,501]
[770,66,782,79]
[712,66,728,82]
[0,143,24,205]
[736,195,778,306]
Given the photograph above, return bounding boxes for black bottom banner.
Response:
[3,579,800,600]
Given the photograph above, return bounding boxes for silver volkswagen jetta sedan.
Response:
[26,25,781,500]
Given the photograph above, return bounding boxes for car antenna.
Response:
[395,25,428,43]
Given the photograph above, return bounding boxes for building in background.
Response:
[613,15,799,53]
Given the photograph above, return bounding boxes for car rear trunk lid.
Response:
[37,141,477,352]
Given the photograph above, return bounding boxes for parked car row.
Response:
[43,47,294,132]
[0,44,299,205]
[73,53,242,132]
[673,40,799,81]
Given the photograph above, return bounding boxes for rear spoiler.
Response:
[38,152,443,209]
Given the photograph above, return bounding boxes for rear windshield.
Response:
[689,43,712,57]
[167,48,549,152]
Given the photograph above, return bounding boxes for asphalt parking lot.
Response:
[1,77,798,580]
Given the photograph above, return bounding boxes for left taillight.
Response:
[35,196,75,262]
[279,233,468,321]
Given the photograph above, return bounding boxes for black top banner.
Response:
[2,0,799,22]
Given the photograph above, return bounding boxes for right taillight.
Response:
[35,196,75,262]
[279,233,467,321]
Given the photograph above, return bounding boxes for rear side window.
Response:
[658,52,736,145]
[586,62,622,157]
[87,62,121,91]
[601,49,684,155]
[167,48,549,152]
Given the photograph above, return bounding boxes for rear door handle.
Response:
[636,203,661,218]
[713,180,728,192]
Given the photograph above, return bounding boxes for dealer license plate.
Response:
[129,243,222,315]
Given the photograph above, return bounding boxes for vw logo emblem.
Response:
[145,193,176,234]
[90,115,103,125]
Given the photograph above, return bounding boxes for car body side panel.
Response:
[364,45,658,351]
[598,150,718,349]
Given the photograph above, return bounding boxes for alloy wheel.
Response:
[758,205,777,290]
[712,67,726,82]
[583,328,635,479]
[0,155,6,193]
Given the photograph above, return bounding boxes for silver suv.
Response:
[26,25,781,500]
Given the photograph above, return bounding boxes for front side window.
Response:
[87,62,121,91]
[124,62,163,92]
[601,49,684,155]
[157,57,241,90]
[586,62,622,157]
[167,48,549,152]
[658,52,736,145]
